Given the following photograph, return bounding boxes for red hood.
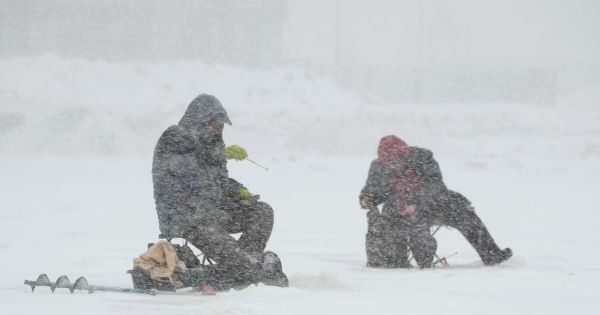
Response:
[377,135,410,162]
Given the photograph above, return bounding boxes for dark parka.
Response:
[360,147,446,221]
[360,135,511,266]
[151,94,280,280]
[152,94,232,238]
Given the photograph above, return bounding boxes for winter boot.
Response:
[482,247,513,266]
[460,218,511,266]
[260,251,289,287]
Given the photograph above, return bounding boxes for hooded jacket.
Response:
[152,94,233,237]
[360,135,447,218]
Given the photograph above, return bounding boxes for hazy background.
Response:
[2,0,599,105]
[0,0,599,158]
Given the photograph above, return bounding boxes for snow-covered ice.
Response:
[1,56,599,314]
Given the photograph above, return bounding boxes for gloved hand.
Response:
[224,145,248,161]
[360,197,373,209]
[238,187,253,200]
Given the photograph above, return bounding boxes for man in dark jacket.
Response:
[152,94,287,287]
[360,135,512,268]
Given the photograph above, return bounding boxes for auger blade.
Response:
[72,277,90,293]
[52,275,72,293]
[24,274,51,292]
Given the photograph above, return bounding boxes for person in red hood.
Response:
[360,135,512,268]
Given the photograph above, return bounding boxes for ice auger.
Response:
[24,273,155,295]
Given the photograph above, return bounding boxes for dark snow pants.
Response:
[430,191,506,265]
[184,200,274,268]
[224,200,274,257]
[366,210,437,268]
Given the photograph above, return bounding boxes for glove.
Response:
[224,145,248,161]
[360,197,374,210]
[238,187,253,200]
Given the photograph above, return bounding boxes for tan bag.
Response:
[133,240,180,279]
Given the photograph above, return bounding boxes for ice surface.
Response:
[0,56,599,314]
